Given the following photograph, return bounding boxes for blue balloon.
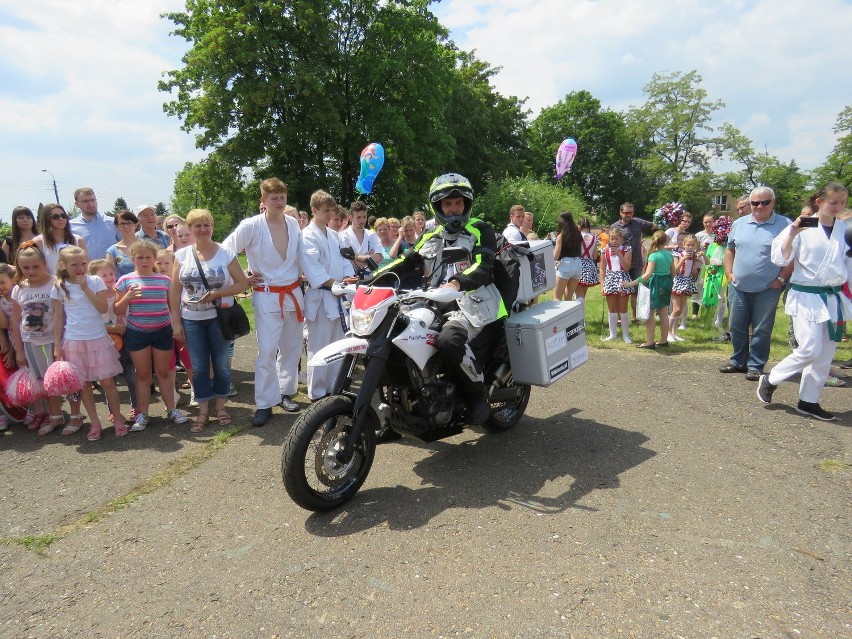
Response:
[355,142,385,194]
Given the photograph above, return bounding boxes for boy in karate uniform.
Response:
[300,191,356,401]
[223,178,304,426]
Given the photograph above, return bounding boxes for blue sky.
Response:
[0,0,849,222]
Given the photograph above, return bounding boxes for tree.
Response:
[716,123,808,216]
[444,51,530,196]
[473,175,589,236]
[112,197,128,213]
[812,105,852,187]
[629,70,725,182]
[154,202,168,217]
[161,0,459,215]
[528,90,655,219]
[171,153,253,239]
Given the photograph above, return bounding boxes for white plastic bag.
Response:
[636,284,651,321]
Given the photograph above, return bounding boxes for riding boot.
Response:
[456,375,491,425]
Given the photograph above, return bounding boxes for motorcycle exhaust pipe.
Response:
[488,386,523,403]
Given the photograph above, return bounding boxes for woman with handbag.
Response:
[170,209,248,432]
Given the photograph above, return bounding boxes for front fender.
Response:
[308,337,369,367]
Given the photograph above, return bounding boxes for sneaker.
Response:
[756,375,777,404]
[795,401,836,421]
[745,369,761,382]
[131,413,150,432]
[712,332,731,343]
[169,409,188,425]
[279,395,300,412]
[228,383,238,398]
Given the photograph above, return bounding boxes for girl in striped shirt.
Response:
[115,240,187,430]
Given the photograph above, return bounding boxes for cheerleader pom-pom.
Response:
[43,361,84,396]
[660,202,685,228]
[712,215,733,245]
[6,368,46,405]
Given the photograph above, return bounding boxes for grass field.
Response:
[233,253,851,364]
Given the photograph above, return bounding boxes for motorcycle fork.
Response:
[338,325,396,463]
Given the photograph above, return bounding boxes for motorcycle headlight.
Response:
[350,307,376,335]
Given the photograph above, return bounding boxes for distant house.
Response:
[707,190,739,214]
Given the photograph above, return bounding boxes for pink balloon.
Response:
[555,138,578,180]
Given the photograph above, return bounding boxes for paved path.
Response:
[0,343,849,638]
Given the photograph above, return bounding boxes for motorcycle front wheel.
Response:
[281,395,377,511]
[485,377,531,432]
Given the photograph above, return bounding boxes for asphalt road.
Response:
[0,342,849,639]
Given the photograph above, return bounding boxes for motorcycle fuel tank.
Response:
[504,300,587,386]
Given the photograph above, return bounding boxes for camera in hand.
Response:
[799,216,818,228]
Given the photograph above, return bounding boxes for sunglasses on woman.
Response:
[51,213,69,220]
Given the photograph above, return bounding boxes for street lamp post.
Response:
[41,169,60,204]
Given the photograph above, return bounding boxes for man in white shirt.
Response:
[502,204,526,242]
[222,178,305,426]
[339,200,382,276]
[69,188,119,260]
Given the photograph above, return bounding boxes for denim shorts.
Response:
[125,325,174,352]
[557,257,581,280]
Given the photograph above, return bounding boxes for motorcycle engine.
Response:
[420,382,456,426]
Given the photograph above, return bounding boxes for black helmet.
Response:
[428,173,474,233]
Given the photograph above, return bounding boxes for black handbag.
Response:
[192,249,250,340]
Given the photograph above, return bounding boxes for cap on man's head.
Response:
[135,204,155,216]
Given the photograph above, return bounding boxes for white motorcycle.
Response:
[280,275,531,512]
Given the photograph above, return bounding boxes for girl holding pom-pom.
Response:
[51,246,125,440]
[9,244,64,434]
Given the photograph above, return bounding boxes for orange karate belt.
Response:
[253,281,303,322]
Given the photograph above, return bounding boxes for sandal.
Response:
[87,423,102,441]
[61,414,84,436]
[216,410,233,426]
[190,414,210,433]
[38,415,65,436]
[655,342,670,347]
[636,343,656,349]
[28,412,48,431]
[114,419,129,437]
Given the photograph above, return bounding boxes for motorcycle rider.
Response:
[370,173,506,424]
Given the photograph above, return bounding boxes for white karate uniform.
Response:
[767,220,851,402]
[339,226,381,258]
[301,222,354,400]
[223,214,305,409]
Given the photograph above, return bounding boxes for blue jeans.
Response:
[183,317,232,403]
[728,285,783,372]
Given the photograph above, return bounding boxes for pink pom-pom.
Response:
[43,361,84,396]
[712,215,733,245]
[6,368,46,405]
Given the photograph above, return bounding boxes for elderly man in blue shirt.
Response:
[721,186,793,380]
[70,187,119,260]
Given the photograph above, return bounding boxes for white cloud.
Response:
[0,0,200,218]
[434,0,852,170]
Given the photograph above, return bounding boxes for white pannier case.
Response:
[504,300,587,386]
[515,239,556,304]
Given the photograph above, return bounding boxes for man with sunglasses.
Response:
[721,186,792,381]
[70,187,119,260]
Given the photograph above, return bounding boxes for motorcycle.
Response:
[281,254,531,511]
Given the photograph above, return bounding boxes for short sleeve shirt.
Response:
[12,281,56,346]
[115,273,172,331]
[50,275,108,340]
[727,212,790,292]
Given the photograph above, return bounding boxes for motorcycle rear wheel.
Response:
[485,377,531,432]
[281,395,377,511]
